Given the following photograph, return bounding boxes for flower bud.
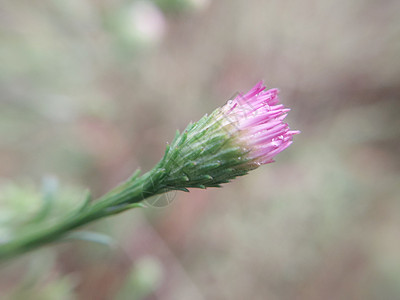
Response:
[161,82,299,190]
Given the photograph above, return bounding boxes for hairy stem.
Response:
[0,168,166,262]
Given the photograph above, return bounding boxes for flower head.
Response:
[160,81,299,190]
[216,81,300,165]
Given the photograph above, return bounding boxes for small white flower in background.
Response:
[126,1,166,45]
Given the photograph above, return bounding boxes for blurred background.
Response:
[0,0,399,299]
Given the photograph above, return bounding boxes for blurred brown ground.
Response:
[0,0,399,299]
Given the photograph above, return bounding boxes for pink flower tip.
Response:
[219,81,299,165]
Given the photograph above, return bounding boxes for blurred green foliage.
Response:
[116,256,163,300]
[0,179,84,241]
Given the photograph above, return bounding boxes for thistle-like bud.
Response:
[0,82,300,261]
[160,81,299,190]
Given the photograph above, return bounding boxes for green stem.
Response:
[0,168,166,262]
[0,205,105,261]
